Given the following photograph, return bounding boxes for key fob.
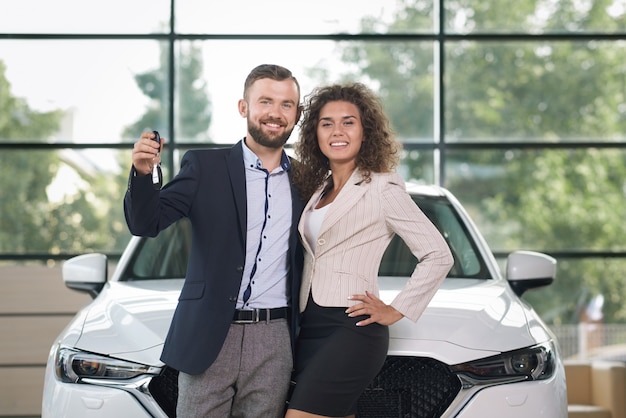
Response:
[151,130,163,190]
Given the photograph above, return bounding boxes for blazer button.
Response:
[317,239,326,246]
[236,265,244,271]
[229,296,237,302]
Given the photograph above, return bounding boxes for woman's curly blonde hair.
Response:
[293,82,401,200]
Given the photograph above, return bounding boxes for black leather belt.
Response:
[232,307,288,324]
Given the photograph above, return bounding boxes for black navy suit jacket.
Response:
[124,140,305,375]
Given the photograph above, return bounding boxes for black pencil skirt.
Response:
[288,295,389,416]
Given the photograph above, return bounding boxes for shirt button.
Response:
[318,239,326,246]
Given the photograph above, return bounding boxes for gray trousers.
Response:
[176,318,292,418]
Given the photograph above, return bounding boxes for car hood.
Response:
[69,280,182,366]
[69,278,552,367]
[382,277,552,364]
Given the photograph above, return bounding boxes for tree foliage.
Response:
[0,61,60,252]
[122,42,211,142]
[336,0,626,323]
[0,60,130,254]
[0,41,212,257]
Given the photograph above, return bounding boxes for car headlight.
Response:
[450,341,556,388]
[54,346,161,383]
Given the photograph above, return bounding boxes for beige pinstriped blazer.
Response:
[298,170,454,322]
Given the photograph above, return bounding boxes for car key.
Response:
[151,130,163,190]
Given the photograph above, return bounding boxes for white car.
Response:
[42,184,568,417]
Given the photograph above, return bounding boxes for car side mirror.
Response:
[62,253,108,298]
[506,250,556,296]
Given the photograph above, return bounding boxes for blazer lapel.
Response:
[318,170,367,237]
[226,141,247,246]
[298,170,367,256]
[298,187,323,256]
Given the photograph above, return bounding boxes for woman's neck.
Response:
[328,163,356,191]
[316,165,356,208]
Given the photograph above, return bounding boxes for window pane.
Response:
[399,148,435,184]
[381,194,486,278]
[445,148,626,253]
[445,41,626,143]
[0,149,161,255]
[175,39,349,143]
[0,40,168,144]
[338,40,436,144]
[174,40,434,144]
[521,257,626,329]
[445,0,626,34]
[0,0,171,34]
[123,219,191,280]
[176,0,433,34]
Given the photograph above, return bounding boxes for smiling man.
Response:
[124,64,305,418]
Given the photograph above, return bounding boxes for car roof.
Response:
[405,182,448,198]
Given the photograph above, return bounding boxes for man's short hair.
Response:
[243,64,301,99]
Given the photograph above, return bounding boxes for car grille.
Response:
[148,366,178,418]
[357,356,462,417]
[149,356,461,418]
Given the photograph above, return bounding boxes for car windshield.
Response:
[120,194,490,281]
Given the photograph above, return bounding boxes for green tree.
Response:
[484,149,626,324]
[0,60,118,254]
[97,42,214,252]
[122,42,211,142]
[43,41,213,255]
[334,0,626,323]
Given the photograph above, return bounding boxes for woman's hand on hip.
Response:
[346,290,404,326]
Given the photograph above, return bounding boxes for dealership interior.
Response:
[1,0,626,417]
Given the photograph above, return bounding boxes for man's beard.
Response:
[247,119,294,149]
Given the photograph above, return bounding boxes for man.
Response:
[124,64,304,417]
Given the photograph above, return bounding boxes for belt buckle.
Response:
[234,309,260,324]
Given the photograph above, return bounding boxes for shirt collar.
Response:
[242,137,291,172]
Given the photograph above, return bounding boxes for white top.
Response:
[304,202,330,252]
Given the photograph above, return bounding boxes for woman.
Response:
[285,83,454,418]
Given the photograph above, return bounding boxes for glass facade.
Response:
[1,0,626,327]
